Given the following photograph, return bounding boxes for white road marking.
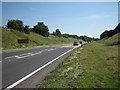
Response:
[5,47,76,89]
[44,49,49,51]
[30,51,42,56]
[5,56,15,59]
[4,53,32,59]
[5,48,59,60]
[15,55,30,59]
[14,56,21,59]
[47,49,55,51]
[18,53,31,56]
[16,51,43,59]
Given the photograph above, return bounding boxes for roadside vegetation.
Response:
[5,19,99,41]
[99,33,120,45]
[2,19,99,50]
[99,23,120,46]
[100,23,120,40]
[2,28,80,50]
[39,23,119,88]
[39,42,118,88]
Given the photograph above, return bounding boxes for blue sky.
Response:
[2,2,118,38]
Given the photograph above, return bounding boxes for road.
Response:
[2,44,80,89]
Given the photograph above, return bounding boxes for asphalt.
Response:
[2,44,79,89]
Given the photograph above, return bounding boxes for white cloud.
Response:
[80,11,117,20]
[81,15,109,20]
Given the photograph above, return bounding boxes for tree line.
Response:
[6,19,99,41]
[62,34,99,41]
[100,23,120,39]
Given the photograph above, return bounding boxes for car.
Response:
[80,41,82,44]
[73,41,79,46]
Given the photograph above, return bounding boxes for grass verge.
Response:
[39,42,118,88]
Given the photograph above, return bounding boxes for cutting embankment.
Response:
[2,28,79,50]
[98,32,120,45]
[39,41,118,88]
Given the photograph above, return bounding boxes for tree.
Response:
[52,29,62,37]
[107,30,114,38]
[16,20,24,32]
[32,22,49,37]
[56,29,62,37]
[100,30,109,39]
[24,25,30,34]
[100,23,120,39]
[7,20,19,30]
[52,32,56,36]
[7,19,24,32]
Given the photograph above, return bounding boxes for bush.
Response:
[7,19,24,32]
[62,34,68,38]
[32,22,49,37]
[52,29,62,37]
[24,25,30,34]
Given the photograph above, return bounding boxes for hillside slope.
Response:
[98,33,120,45]
[2,28,81,50]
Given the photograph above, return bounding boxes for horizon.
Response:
[2,2,118,38]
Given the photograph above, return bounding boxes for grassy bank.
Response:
[39,42,118,88]
[98,33,120,45]
[2,28,80,50]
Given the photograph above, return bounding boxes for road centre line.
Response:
[4,48,59,60]
[14,51,42,59]
[18,53,31,57]
[4,53,32,59]
[5,47,76,89]
[5,56,15,59]
[15,48,58,59]
[47,48,56,51]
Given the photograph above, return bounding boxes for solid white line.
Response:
[6,47,76,89]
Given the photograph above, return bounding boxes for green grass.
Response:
[2,28,81,50]
[39,42,118,88]
[98,33,120,45]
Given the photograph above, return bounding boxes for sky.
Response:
[2,2,118,38]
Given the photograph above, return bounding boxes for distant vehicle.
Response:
[73,41,79,46]
[80,41,82,44]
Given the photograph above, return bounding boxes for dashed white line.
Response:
[47,49,54,51]
[18,53,31,56]
[5,48,59,60]
[5,56,15,59]
[4,53,32,59]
